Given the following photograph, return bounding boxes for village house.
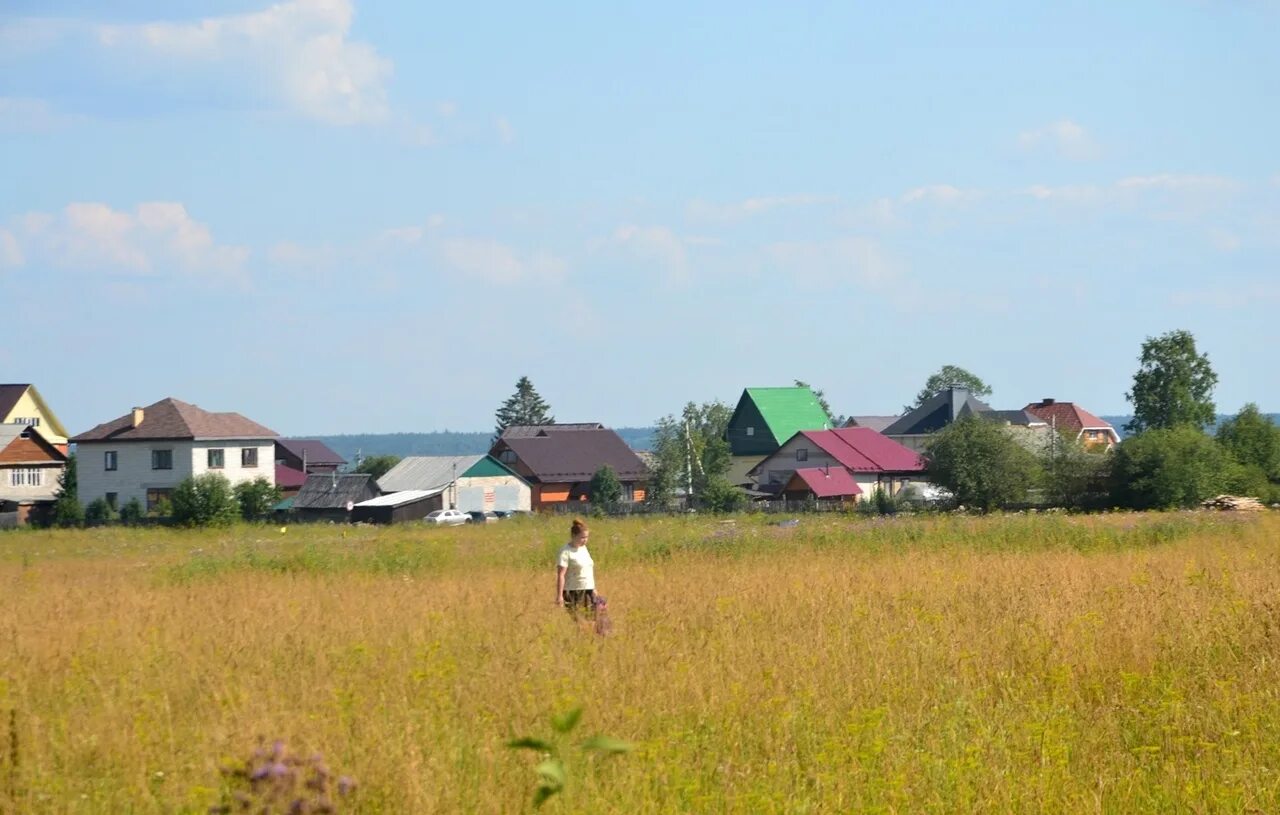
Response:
[1023,398,1120,449]
[378,454,531,513]
[0,424,68,526]
[0,383,69,451]
[274,438,347,499]
[291,472,379,523]
[749,427,927,502]
[71,398,278,513]
[489,424,647,510]
[724,386,833,488]
[882,387,1051,452]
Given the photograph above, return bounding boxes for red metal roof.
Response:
[798,427,926,472]
[790,467,863,498]
[1023,400,1116,433]
[275,464,309,489]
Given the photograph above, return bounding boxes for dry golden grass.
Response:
[2,511,1279,813]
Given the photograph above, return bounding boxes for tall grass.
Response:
[1,511,1277,812]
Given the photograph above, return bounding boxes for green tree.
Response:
[494,376,555,437]
[171,473,240,527]
[353,455,401,480]
[234,477,283,521]
[911,365,992,409]
[119,497,145,525]
[649,401,733,505]
[50,453,84,528]
[588,465,623,508]
[697,475,748,513]
[1042,436,1113,510]
[84,497,118,526]
[1125,329,1217,434]
[1111,425,1230,509]
[794,380,843,426]
[925,415,1040,511]
[1216,403,1280,481]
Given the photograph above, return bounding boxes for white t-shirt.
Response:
[557,544,595,591]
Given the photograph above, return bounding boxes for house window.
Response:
[620,483,635,503]
[241,447,259,468]
[104,451,118,471]
[151,449,173,470]
[146,488,173,513]
[745,426,755,436]
[13,417,39,427]
[796,449,808,462]
[9,468,42,487]
[207,448,225,469]
[500,450,517,464]
[105,492,118,510]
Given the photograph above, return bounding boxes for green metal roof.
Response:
[461,455,527,481]
[743,387,832,446]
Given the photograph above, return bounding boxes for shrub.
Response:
[118,497,145,525]
[84,497,118,526]
[1111,425,1230,509]
[925,415,1042,511]
[171,473,240,527]
[235,477,282,521]
[698,475,748,513]
[588,466,623,509]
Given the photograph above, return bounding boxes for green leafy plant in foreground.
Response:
[507,707,632,809]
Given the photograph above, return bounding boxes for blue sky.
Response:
[2,1,1277,435]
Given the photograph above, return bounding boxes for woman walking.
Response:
[556,518,595,617]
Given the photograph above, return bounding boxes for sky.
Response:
[2,1,1277,436]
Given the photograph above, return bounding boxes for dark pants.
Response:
[563,589,595,617]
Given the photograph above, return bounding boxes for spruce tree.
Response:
[494,376,555,437]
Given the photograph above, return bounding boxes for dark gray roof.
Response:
[501,423,604,439]
[0,385,29,420]
[883,388,993,436]
[292,473,380,510]
[276,438,346,466]
[985,410,1048,427]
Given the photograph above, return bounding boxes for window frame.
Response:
[241,447,259,468]
[796,448,809,462]
[151,449,173,471]
[207,448,225,470]
[104,451,118,472]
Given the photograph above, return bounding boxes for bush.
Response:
[84,497,118,526]
[171,473,240,527]
[1042,439,1113,510]
[925,416,1042,511]
[1111,425,1230,510]
[235,477,282,521]
[119,497,145,525]
[698,475,748,513]
[588,466,623,509]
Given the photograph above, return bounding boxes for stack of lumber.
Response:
[1201,495,1266,511]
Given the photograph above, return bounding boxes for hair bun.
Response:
[570,518,589,536]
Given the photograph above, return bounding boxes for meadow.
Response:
[1,510,1279,813]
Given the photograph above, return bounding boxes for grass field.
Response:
[1,511,1279,813]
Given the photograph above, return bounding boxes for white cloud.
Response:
[686,194,834,224]
[94,0,392,125]
[763,236,899,289]
[1018,119,1099,161]
[900,184,979,205]
[495,116,516,144]
[7,201,248,283]
[434,237,566,284]
[611,225,690,283]
[1114,174,1238,193]
[0,230,22,268]
[0,97,83,132]
[1024,174,1239,209]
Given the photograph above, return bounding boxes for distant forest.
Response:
[311,416,1276,465]
[315,427,657,463]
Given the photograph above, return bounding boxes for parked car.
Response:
[493,509,531,519]
[424,509,469,526]
[467,510,499,524]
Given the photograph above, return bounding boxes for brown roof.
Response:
[493,428,647,483]
[0,384,30,419]
[71,397,277,442]
[1023,400,1116,434]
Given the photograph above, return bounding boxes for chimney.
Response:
[1042,398,1055,406]
[131,407,145,427]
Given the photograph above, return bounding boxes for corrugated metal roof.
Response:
[743,387,832,445]
[798,428,926,473]
[276,438,346,466]
[495,428,648,482]
[293,473,379,509]
[377,455,483,492]
[501,423,604,438]
[355,489,444,507]
[790,467,864,498]
[845,415,899,432]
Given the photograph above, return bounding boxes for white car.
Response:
[425,509,470,526]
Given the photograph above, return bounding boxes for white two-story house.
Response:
[71,398,278,512]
